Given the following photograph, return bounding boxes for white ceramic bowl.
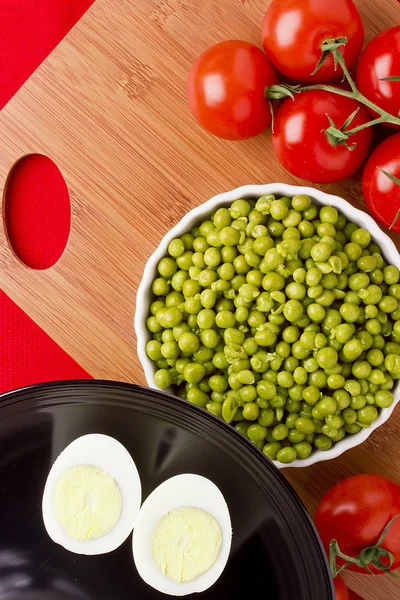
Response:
[135,183,400,468]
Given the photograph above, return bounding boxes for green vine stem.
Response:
[265,38,400,144]
[329,514,400,578]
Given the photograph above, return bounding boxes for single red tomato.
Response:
[315,474,400,575]
[261,0,364,82]
[272,90,372,183]
[186,41,278,141]
[356,26,400,129]
[362,132,400,232]
[334,576,349,600]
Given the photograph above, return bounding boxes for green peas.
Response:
[343,338,364,360]
[154,369,172,389]
[148,195,400,460]
[375,390,394,408]
[357,406,378,424]
[213,207,231,229]
[384,265,400,285]
[184,363,205,384]
[215,310,236,329]
[272,424,289,441]
[270,199,289,220]
[295,417,315,434]
[352,361,371,379]
[307,303,326,323]
[311,242,332,263]
[320,206,338,225]
[303,385,320,405]
[161,341,179,360]
[286,282,306,300]
[327,374,345,389]
[242,402,259,421]
[293,442,312,459]
[263,442,282,460]
[317,347,338,369]
[200,329,219,349]
[379,295,398,314]
[359,284,382,305]
[314,434,333,450]
[351,228,371,248]
[340,302,360,323]
[146,340,163,361]
[316,396,337,416]
[168,238,185,258]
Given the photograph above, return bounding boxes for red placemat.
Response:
[1,0,95,392]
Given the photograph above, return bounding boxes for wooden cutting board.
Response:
[0,0,399,597]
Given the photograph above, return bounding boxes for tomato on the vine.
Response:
[357,26,400,128]
[186,41,278,141]
[272,90,372,184]
[315,474,400,575]
[334,576,349,600]
[261,0,364,82]
[362,132,400,233]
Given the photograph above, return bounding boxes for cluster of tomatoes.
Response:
[186,0,400,233]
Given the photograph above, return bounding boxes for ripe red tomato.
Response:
[272,90,372,183]
[362,133,400,233]
[261,0,364,82]
[334,576,349,600]
[356,26,400,129]
[186,41,278,141]
[315,474,400,574]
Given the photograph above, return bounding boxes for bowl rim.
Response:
[135,183,400,469]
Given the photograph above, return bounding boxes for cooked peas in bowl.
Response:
[137,188,400,466]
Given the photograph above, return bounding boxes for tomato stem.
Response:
[264,39,400,145]
[329,514,400,578]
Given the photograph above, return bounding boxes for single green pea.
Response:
[357,405,378,424]
[295,417,315,434]
[307,303,326,323]
[316,396,337,416]
[375,390,394,408]
[303,385,320,405]
[317,347,338,369]
[293,441,312,459]
[206,401,222,418]
[263,442,283,460]
[154,369,172,389]
[384,265,400,285]
[342,338,364,361]
[350,395,367,410]
[242,402,259,421]
[344,423,362,434]
[168,238,185,258]
[247,423,267,442]
[314,434,333,451]
[327,373,345,389]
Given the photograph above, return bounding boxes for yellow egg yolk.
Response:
[151,506,222,583]
[54,464,122,541]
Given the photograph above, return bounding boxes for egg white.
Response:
[42,433,142,555]
[132,474,232,596]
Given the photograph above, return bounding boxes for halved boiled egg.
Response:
[42,433,141,555]
[132,474,232,596]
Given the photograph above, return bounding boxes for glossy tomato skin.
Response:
[356,26,400,129]
[334,576,349,600]
[272,90,372,184]
[315,474,400,574]
[262,0,364,82]
[362,132,400,233]
[186,41,278,141]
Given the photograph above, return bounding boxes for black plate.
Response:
[0,381,333,600]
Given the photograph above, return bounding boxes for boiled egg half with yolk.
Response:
[132,474,232,596]
[42,433,141,555]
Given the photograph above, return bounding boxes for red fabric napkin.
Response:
[0,0,95,392]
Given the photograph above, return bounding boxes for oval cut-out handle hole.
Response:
[4,154,71,270]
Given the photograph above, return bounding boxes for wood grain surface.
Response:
[1,0,400,597]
